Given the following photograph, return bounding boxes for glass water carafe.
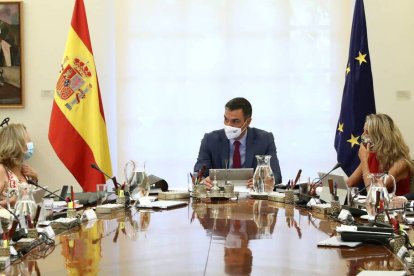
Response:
[14,182,37,222]
[253,155,275,193]
[128,162,150,201]
[125,160,150,200]
[365,173,396,221]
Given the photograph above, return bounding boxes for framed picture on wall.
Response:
[0,1,22,107]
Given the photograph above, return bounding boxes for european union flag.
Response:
[334,0,376,179]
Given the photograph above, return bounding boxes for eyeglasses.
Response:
[0,117,10,128]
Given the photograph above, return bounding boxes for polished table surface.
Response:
[6,198,409,275]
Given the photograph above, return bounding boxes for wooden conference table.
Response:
[5,197,409,275]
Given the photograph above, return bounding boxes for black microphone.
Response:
[27,179,68,202]
[0,117,9,127]
[91,163,120,190]
[315,162,342,185]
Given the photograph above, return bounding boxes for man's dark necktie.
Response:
[233,140,241,168]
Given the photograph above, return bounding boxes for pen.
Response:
[113,176,119,190]
[33,205,42,228]
[71,185,75,203]
[328,179,334,195]
[197,165,207,184]
[26,215,33,229]
[8,220,18,240]
[379,190,385,212]
[385,209,400,234]
[189,172,194,185]
[375,190,380,211]
[195,172,199,185]
[309,182,314,195]
[294,169,302,186]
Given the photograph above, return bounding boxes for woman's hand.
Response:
[358,142,370,163]
[21,164,38,183]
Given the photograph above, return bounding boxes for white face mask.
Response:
[224,125,242,140]
[224,120,248,140]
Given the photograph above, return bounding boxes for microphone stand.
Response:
[91,163,120,190]
[28,180,68,202]
[307,163,342,196]
[43,189,61,198]
[314,163,342,185]
[91,164,131,208]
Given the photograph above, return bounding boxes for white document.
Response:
[317,236,361,248]
[357,271,406,276]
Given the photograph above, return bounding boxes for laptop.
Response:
[318,172,349,205]
[209,168,254,193]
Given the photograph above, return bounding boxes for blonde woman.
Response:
[0,123,38,208]
[347,114,414,196]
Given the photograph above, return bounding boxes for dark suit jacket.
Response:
[405,193,414,201]
[194,127,282,184]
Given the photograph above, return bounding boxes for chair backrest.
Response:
[410,175,414,193]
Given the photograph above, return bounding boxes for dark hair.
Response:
[225,97,252,119]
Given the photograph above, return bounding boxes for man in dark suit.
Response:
[194,97,282,190]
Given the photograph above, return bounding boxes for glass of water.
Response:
[96,184,108,206]
[347,187,359,207]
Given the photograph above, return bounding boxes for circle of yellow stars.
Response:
[339,50,369,148]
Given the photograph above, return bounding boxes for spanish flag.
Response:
[49,0,112,192]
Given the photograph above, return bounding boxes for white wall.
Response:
[365,0,414,147]
[1,0,413,192]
